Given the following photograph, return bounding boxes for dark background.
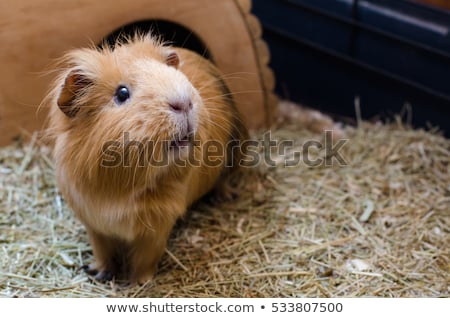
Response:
[252,0,450,136]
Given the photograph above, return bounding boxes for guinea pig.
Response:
[44,34,248,284]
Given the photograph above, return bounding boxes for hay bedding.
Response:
[0,109,449,297]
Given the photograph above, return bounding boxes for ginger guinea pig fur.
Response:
[45,35,248,284]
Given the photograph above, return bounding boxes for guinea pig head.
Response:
[50,38,203,193]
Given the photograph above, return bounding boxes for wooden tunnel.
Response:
[0,0,277,146]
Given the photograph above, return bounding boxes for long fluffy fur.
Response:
[45,35,247,283]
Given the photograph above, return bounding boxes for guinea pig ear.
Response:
[57,69,91,118]
[165,50,180,68]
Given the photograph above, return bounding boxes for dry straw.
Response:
[0,111,449,297]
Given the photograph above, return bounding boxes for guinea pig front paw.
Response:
[80,264,98,276]
[81,264,114,282]
[93,270,114,282]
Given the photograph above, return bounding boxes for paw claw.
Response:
[81,264,98,276]
[82,264,113,282]
[94,270,113,282]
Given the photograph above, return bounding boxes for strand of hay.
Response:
[0,117,449,297]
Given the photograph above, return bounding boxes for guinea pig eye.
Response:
[114,85,130,105]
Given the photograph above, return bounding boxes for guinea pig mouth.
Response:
[170,133,193,148]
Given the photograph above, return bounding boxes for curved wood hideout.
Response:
[0,0,276,146]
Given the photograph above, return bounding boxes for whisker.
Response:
[200,90,263,102]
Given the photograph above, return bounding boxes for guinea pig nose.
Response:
[169,100,193,113]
